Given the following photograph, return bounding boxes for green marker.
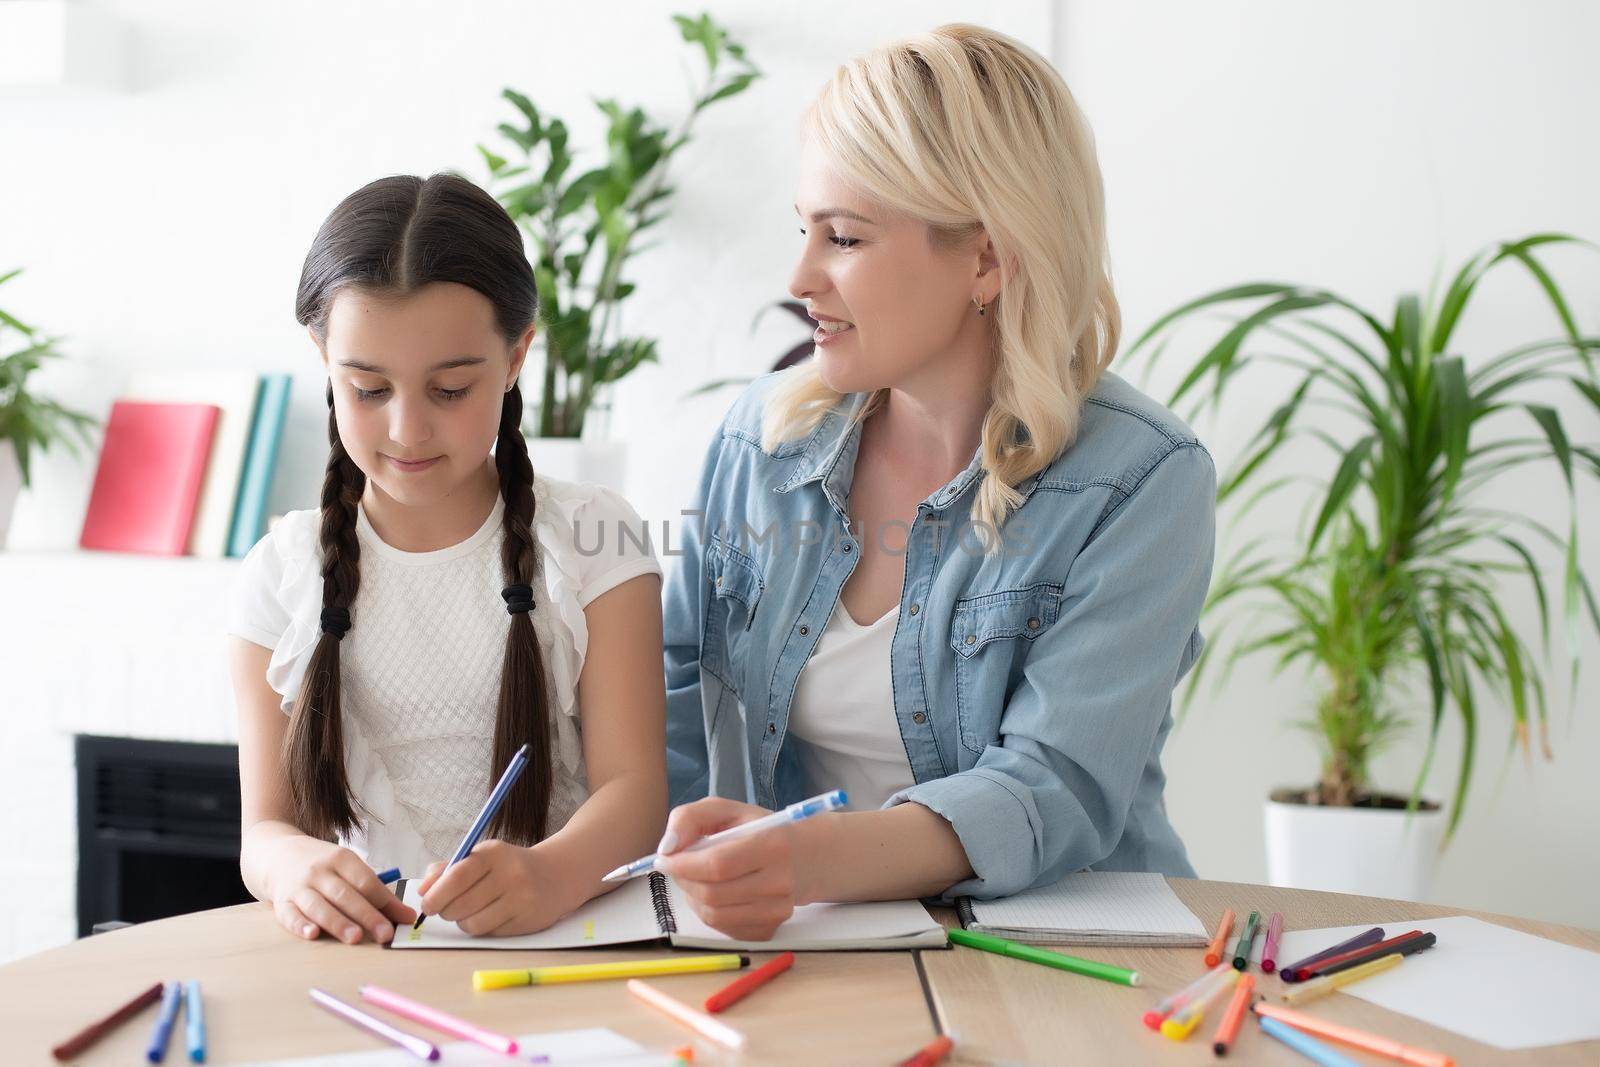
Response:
[948,927,1141,987]
[1232,910,1261,971]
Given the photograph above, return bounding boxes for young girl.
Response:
[228,173,667,944]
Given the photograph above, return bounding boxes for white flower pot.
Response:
[1264,793,1446,902]
[528,437,628,492]
[0,440,21,549]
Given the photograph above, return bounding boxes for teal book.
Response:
[227,374,292,557]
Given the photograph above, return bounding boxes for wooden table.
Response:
[3,880,1596,1065]
[921,878,1600,1066]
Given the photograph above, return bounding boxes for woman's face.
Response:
[789,138,994,395]
[318,281,529,509]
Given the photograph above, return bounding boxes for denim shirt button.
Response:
[799,625,809,635]
[767,723,776,735]
[912,710,927,724]
[1027,617,1040,630]
[842,542,853,553]
[908,603,919,616]
[965,634,977,646]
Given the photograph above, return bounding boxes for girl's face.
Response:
[788,138,997,396]
[318,282,531,509]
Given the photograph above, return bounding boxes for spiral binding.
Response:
[648,871,677,934]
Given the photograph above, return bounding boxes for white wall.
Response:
[1058,0,1600,928]
[0,0,1594,951]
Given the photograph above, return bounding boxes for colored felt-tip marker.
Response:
[360,984,517,1055]
[704,951,794,1013]
[1261,912,1285,973]
[1210,973,1254,1056]
[604,790,848,883]
[1161,968,1239,1040]
[1279,927,1385,982]
[1296,931,1435,982]
[311,988,439,1061]
[1255,1001,1456,1067]
[1258,1014,1360,1067]
[53,982,164,1061]
[1204,908,1235,968]
[145,981,183,1063]
[183,981,206,1064]
[476,954,749,991]
[1144,964,1231,1030]
[896,1034,955,1067]
[414,744,531,930]
[376,867,401,885]
[948,927,1140,986]
[1283,952,1403,1006]
[628,979,747,1052]
[1232,910,1261,970]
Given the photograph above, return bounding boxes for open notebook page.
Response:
[387,876,662,949]
[963,872,1208,945]
[663,879,948,951]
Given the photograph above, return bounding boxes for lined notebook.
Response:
[957,872,1208,946]
[388,872,947,952]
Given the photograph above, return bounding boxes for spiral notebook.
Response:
[387,871,947,952]
[956,872,1208,946]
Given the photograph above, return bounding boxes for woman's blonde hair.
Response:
[762,23,1120,536]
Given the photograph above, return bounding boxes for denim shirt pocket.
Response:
[701,536,766,694]
[949,581,1063,754]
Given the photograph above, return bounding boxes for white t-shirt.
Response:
[226,475,661,876]
[786,601,916,811]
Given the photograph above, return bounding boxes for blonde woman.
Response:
[658,24,1214,941]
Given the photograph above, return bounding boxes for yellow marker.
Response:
[1282,951,1403,1005]
[1160,1013,1203,1040]
[1161,967,1239,1040]
[474,954,750,991]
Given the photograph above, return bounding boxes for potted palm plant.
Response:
[0,268,96,548]
[1131,234,1600,900]
[477,12,759,487]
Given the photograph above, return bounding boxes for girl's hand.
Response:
[417,840,574,937]
[262,835,416,944]
[654,797,821,942]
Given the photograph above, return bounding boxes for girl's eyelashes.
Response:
[353,385,390,402]
[350,384,473,402]
[797,227,861,249]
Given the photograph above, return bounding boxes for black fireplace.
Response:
[75,735,254,937]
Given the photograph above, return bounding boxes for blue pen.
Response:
[412,744,531,929]
[375,867,401,885]
[183,980,205,1064]
[602,789,849,882]
[144,981,182,1063]
[1258,1015,1358,1067]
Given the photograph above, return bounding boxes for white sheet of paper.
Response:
[240,1027,659,1065]
[1249,915,1600,1050]
[965,872,1209,944]
[390,877,662,949]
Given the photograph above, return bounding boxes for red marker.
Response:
[703,951,795,1013]
[1293,929,1434,981]
[896,1034,954,1067]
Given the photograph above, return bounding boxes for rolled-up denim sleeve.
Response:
[662,429,721,807]
[887,442,1216,899]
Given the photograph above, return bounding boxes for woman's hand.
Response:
[259,834,416,944]
[416,840,575,937]
[654,797,823,942]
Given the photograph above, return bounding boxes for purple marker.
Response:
[1278,927,1385,983]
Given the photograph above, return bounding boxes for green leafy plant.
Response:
[478,12,760,438]
[0,268,96,487]
[1131,234,1600,835]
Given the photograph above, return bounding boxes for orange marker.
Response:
[896,1034,954,1067]
[1210,973,1254,1056]
[1254,1002,1455,1067]
[704,951,795,1013]
[1205,909,1236,968]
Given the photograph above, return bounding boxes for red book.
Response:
[80,400,220,555]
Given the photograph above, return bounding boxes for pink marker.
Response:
[359,984,518,1056]
[1260,912,1285,973]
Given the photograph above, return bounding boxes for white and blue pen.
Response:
[602,789,848,883]
[412,743,531,930]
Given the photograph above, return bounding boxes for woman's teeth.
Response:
[816,320,854,335]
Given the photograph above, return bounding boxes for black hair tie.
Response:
[502,584,537,616]
[321,606,352,639]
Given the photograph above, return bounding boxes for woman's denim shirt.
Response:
[662,370,1214,899]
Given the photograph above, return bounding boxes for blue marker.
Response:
[1258,1015,1358,1067]
[183,981,205,1064]
[602,789,849,883]
[144,981,182,1063]
[375,867,401,885]
[412,744,531,930]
